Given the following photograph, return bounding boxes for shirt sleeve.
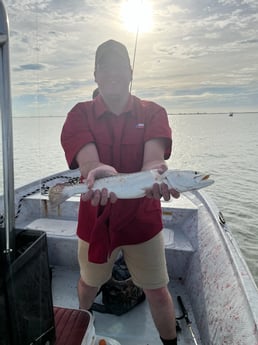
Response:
[61,103,94,169]
[143,102,172,159]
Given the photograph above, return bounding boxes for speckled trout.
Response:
[48,170,214,208]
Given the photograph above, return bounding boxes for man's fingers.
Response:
[152,183,162,200]
[170,188,180,199]
[81,190,94,201]
[100,188,109,206]
[82,188,117,206]
[146,183,180,201]
[160,183,170,201]
[91,190,101,206]
[109,192,118,204]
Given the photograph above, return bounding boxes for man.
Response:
[61,39,179,345]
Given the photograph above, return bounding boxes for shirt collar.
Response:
[94,94,135,118]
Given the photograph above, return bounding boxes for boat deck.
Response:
[51,265,202,345]
[17,191,201,344]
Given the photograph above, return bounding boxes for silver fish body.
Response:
[48,169,214,208]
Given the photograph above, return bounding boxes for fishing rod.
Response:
[177,295,199,345]
[129,10,140,93]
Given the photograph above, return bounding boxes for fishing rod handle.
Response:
[177,296,190,324]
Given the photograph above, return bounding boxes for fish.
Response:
[48,169,214,208]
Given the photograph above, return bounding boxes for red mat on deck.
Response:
[54,307,91,345]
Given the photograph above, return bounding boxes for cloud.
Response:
[4,0,258,115]
[14,63,47,71]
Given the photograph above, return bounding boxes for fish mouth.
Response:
[194,173,210,181]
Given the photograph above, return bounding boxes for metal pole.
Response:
[0,0,15,257]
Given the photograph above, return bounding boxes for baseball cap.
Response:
[95,39,131,69]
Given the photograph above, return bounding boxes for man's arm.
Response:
[141,138,168,172]
[76,143,117,181]
[76,143,118,205]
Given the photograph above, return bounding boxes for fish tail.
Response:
[48,183,73,208]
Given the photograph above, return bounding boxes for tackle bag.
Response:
[91,255,145,316]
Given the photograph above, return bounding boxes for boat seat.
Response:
[25,219,194,251]
[54,307,121,345]
[54,307,93,345]
[163,227,194,252]
[25,218,78,267]
[25,218,77,237]
[24,219,194,271]
[163,227,195,279]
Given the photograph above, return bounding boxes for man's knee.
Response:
[78,277,98,290]
[144,286,172,304]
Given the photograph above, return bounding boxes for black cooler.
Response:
[0,229,55,345]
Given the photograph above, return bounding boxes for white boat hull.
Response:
[1,169,258,344]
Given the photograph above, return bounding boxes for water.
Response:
[0,113,257,285]
[168,113,258,287]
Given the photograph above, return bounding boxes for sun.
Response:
[121,0,153,33]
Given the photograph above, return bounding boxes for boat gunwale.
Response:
[189,189,258,323]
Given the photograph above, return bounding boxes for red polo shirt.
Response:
[61,94,172,263]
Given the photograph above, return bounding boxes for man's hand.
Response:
[86,165,118,188]
[145,182,180,201]
[143,164,180,201]
[81,165,118,206]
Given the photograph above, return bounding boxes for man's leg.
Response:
[77,238,120,310]
[123,233,177,344]
[144,287,177,341]
[78,277,98,310]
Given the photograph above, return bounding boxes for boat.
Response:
[1,170,258,345]
[229,112,234,117]
[1,2,258,344]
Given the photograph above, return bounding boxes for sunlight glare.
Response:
[121,0,153,33]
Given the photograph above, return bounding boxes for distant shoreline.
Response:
[12,111,258,118]
[168,111,258,115]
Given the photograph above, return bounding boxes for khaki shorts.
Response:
[78,232,169,290]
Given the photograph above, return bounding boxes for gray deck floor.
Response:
[52,266,202,345]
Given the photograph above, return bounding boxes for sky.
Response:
[3,0,258,116]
